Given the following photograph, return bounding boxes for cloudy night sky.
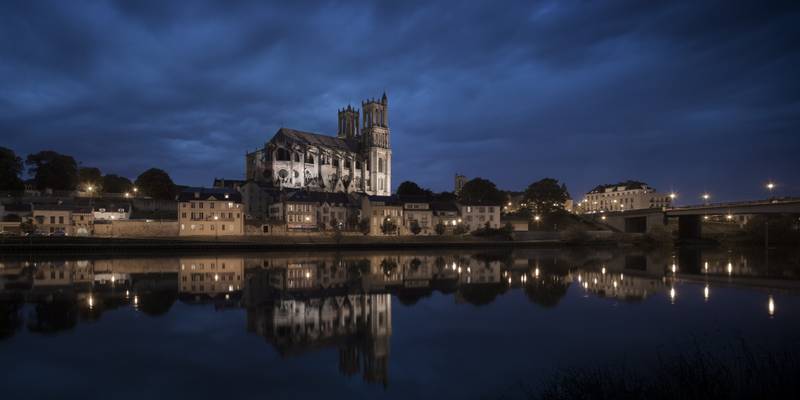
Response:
[1,0,799,202]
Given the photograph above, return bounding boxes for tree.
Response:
[25,151,79,191]
[135,168,176,200]
[0,147,24,191]
[330,219,343,244]
[358,218,371,236]
[20,220,36,235]
[458,178,506,204]
[435,222,446,235]
[397,181,432,198]
[346,213,360,230]
[102,174,133,194]
[523,178,570,215]
[410,220,422,235]
[454,224,469,235]
[78,167,102,186]
[380,217,398,235]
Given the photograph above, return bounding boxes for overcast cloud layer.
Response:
[1,0,799,201]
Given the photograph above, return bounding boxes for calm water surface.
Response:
[1,246,799,399]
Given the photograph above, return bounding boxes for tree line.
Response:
[396,176,571,216]
[0,147,178,200]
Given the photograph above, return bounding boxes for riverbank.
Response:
[0,234,602,254]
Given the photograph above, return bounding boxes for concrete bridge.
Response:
[600,198,800,241]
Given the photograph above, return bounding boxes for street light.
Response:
[669,192,677,200]
[766,182,775,199]
[702,193,710,205]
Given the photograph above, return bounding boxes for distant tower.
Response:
[338,105,360,139]
[455,174,467,195]
[362,92,391,195]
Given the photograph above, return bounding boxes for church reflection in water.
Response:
[0,246,796,385]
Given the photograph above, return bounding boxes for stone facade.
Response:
[178,188,244,236]
[93,220,179,237]
[457,202,501,231]
[246,93,392,196]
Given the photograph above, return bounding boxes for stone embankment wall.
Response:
[94,220,179,237]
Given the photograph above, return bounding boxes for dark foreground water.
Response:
[1,246,799,399]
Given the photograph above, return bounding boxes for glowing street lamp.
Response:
[669,192,677,200]
[768,295,775,317]
[702,193,710,205]
[766,182,775,199]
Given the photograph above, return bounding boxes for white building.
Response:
[580,181,672,213]
[93,204,130,221]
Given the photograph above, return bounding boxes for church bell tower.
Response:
[337,105,359,139]
[361,92,391,195]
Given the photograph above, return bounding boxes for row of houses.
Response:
[179,185,504,236]
[0,201,131,235]
[1,185,506,237]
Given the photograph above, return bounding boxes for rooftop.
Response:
[178,187,242,202]
[273,127,360,153]
[588,180,652,194]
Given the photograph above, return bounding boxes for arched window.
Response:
[378,158,385,173]
[276,148,290,161]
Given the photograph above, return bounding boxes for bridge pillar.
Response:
[678,215,702,241]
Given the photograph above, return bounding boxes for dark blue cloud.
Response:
[1,0,799,201]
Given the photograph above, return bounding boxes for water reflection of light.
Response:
[669,287,676,303]
[125,290,130,298]
[134,295,139,307]
[452,262,457,270]
[583,282,588,289]
[228,285,234,292]
[768,296,775,317]
[613,281,618,289]
[88,295,94,309]
[593,278,598,285]
[508,277,512,284]
[620,273,624,281]
[601,267,606,275]
[458,267,462,274]
[577,275,582,282]
[467,267,471,274]
[534,268,540,278]
[704,261,709,272]
[727,262,733,275]
[704,285,710,301]
[671,263,677,273]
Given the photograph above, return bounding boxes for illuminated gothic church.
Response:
[246,93,392,196]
